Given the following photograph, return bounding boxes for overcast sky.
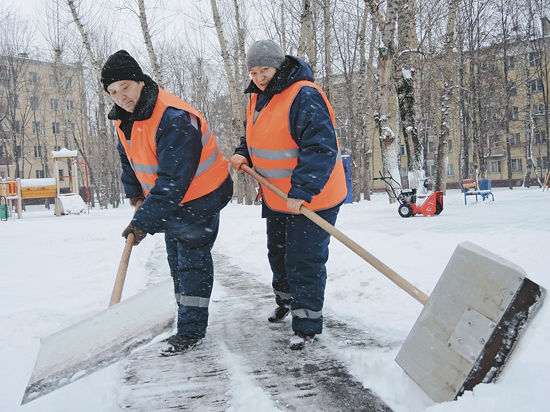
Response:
[2,0,274,64]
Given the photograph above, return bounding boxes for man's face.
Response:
[107,80,144,113]
[249,66,277,91]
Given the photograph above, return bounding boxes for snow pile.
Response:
[57,194,87,214]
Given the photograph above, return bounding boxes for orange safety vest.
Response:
[116,88,229,204]
[246,80,346,213]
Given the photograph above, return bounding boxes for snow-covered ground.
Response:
[1,186,548,412]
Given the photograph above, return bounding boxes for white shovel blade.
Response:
[22,279,175,405]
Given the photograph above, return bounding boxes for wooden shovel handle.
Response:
[109,202,142,307]
[241,165,429,305]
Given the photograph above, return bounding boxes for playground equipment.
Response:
[374,172,444,218]
[51,148,87,216]
[0,148,88,218]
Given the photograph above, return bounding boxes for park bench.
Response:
[459,179,494,205]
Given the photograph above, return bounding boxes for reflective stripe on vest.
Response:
[115,88,229,203]
[245,80,346,213]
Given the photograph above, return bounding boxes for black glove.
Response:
[121,223,147,245]
[129,195,145,207]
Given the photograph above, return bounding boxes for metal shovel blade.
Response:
[22,279,175,405]
[395,242,545,402]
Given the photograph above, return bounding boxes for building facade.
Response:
[0,54,88,193]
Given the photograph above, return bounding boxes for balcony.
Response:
[489,145,505,158]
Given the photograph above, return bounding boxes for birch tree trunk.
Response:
[322,0,333,102]
[137,0,163,87]
[66,0,121,207]
[434,0,459,193]
[368,0,400,203]
[352,2,372,201]
[210,0,252,204]
[298,0,315,72]
[396,0,424,194]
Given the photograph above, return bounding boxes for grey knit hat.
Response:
[246,40,285,70]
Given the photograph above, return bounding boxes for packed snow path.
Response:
[118,253,394,411]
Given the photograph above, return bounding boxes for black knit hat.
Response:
[246,40,285,70]
[101,50,145,91]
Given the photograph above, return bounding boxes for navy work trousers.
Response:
[165,212,220,339]
[266,206,339,335]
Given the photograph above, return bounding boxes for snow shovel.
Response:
[241,164,545,402]
[22,215,175,405]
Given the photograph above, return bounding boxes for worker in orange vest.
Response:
[102,50,233,356]
[231,40,346,350]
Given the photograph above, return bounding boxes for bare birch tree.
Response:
[66,0,122,207]
[434,0,460,193]
[367,0,401,202]
[396,0,425,194]
[137,0,163,87]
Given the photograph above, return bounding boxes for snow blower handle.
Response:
[241,165,429,305]
[109,202,142,307]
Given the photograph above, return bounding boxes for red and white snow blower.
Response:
[374,172,443,217]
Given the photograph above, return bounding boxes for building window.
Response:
[29,71,38,84]
[59,169,64,181]
[52,122,60,134]
[0,64,7,79]
[506,82,517,96]
[488,160,501,174]
[529,52,541,67]
[9,94,19,108]
[400,144,406,156]
[36,170,45,178]
[30,96,40,110]
[533,103,545,116]
[537,157,548,171]
[490,135,501,148]
[50,98,58,111]
[509,133,521,146]
[427,141,436,153]
[508,107,519,121]
[15,145,21,157]
[66,100,74,112]
[65,76,73,87]
[49,75,56,87]
[511,158,522,173]
[447,163,455,176]
[425,164,437,177]
[534,130,547,144]
[448,140,453,153]
[12,120,21,133]
[34,145,42,158]
[530,78,543,93]
[67,121,76,135]
[32,121,42,134]
[505,56,515,70]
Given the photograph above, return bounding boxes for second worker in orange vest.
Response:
[231,40,346,350]
[102,50,233,356]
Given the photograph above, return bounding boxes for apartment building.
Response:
[0,53,88,192]
[330,27,549,191]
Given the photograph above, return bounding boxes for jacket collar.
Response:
[107,75,159,122]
